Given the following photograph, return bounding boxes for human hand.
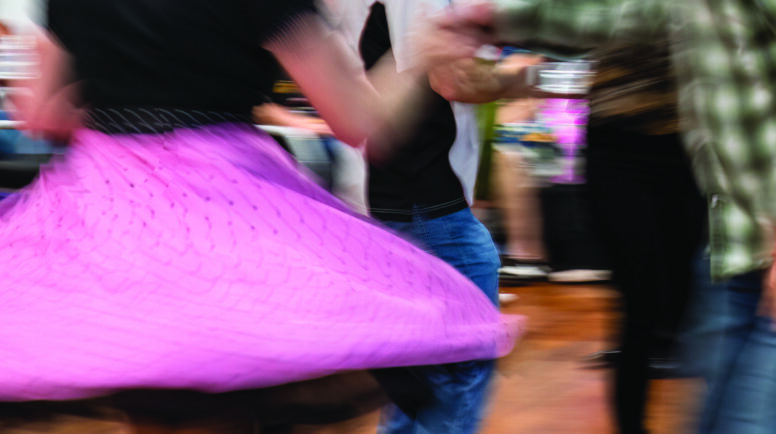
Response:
[9,31,81,142]
[11,84,81,142]
[427,53,543,104]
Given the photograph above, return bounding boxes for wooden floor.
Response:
[294,282,704,434]
[485,283,701,434]
[2,282,704,433]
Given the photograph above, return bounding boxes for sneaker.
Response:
[499,265,549,279]
[547,269,612,283]
[499,264,549,287]
[498,293,520,305]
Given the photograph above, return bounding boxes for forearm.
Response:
[267,13,429,161]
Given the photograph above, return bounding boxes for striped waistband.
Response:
[84,107,254,134]
[370,197,469,222]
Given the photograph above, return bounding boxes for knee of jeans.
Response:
[464,225,500,271]
[483,243,501,272]
[478,244,501,296]
[420,360,495,401]
[454,360,497,386]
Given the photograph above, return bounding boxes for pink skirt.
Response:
[0,124,524,401]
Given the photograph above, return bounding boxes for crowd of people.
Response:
[0,0,774,433]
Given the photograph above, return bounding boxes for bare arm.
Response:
[264,12,486,161]
[265,14,430,160]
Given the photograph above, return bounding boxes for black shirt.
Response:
[47,0,317,115]
[360,3,467,222]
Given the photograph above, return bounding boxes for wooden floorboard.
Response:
[295,282,703,434]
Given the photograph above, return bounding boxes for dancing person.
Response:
[440,1,776,432]
[330,1,541,432]
[0,0,526,431]
[583,41,705,433]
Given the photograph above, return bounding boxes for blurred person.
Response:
[0,20,60,166]
[253,102,334,138]
[473,50,546,270]
[488,92,547,270]
[439,0,776,432]
[253,82,339,189]
[0,0,528,431]
[0,20,10,72]
[252,66,369,213]
[0,20,16,154]
[331,1,542,432]
[253,64,335,138]
[582,41,705,433]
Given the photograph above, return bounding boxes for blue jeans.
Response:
[691,257,776,434]
[377,206,500,434]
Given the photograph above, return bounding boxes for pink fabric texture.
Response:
[0,124,524,401]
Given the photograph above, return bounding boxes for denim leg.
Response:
[680,249,726,380]
[700,271,776,434]
[377,208,500,434]
[693,277,749,432]
[678,249,733,434]
[692,268,776,434]
[378,208,499,306]
[376,219,434,434]
[379,220,426,251]
[417,208,501,305]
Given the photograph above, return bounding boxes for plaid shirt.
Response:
[492,0,776,280]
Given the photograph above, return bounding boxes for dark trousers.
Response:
[585,127,706,433]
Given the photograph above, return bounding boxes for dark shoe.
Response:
[498,264,549,287]
[582,349,688,379]
[499,255,548,267]
[583,349,621,368]
[646,357,686,379]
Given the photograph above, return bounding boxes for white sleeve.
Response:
[327,0,449,70]
[326,0,481,205]
[322,0,378,52]
[383,0,450,72]
[0,0,43,30]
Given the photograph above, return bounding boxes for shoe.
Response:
[647,357,686,379]
[498,293,520,305]
[548,269,612,283]
[500,255,547,267]
[582,349,688,379]
[499,265,549,287]
[583,349,620,368]
[500,265,548,278]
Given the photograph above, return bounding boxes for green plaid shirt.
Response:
[492,0,776,280]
